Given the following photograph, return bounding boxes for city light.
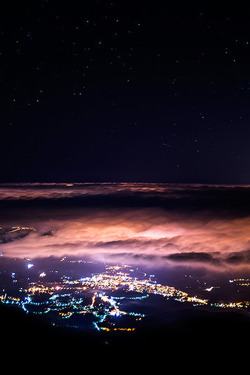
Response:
[1,260,250,333]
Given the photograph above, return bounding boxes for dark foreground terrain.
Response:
[1,303,249,368]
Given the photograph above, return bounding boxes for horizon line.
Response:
[0,181,250,187]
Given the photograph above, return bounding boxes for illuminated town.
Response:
[1,257,250,332]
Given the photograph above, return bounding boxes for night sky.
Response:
[1,1,250,183]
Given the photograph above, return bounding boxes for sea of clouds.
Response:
[1,183,250,271]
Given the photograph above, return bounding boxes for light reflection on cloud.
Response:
[1,183,250,271]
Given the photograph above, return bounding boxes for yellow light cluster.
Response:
[59,311,73,318]
[8,226,36,233]
[100,327,135,332]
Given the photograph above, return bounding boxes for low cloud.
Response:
[1,184,250,271]
[1,207,250,271]
[165,252,218,264]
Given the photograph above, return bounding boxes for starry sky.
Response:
[1,0,250,183]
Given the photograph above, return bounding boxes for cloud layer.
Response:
[1,183,250,271]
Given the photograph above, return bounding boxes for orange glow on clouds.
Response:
[1,207,250,271]
[1,183,250,271]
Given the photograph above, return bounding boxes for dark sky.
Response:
[1,0,250,183]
